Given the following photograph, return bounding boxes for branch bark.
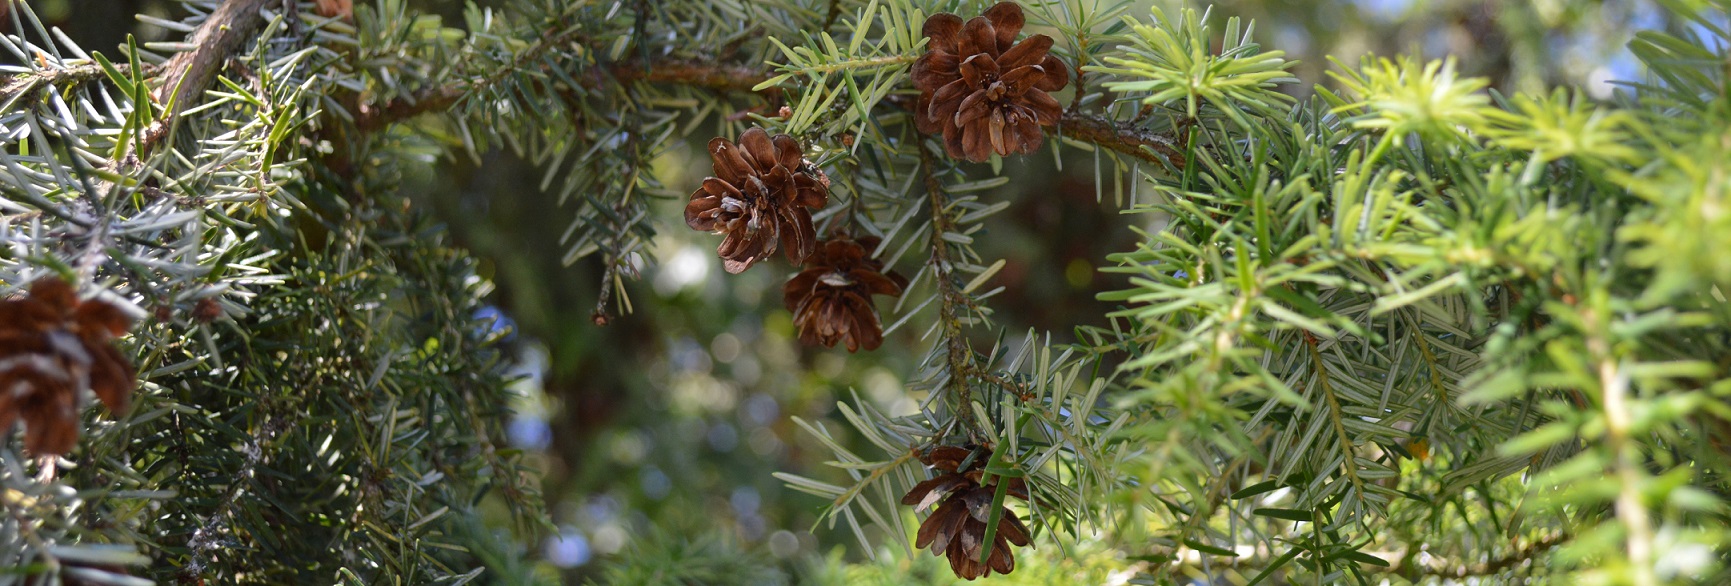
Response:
[916,135,979,432]
[145,0,276,156]
[1057,111,1186,168]
[0,0,268,162]
[1389,532,1567,579]
[0,63,159,109]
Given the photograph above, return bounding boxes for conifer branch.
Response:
[1411,316,1451,405]
[1153,432,1263,579]
[829,450,917,511]
[1595,333,1658,586]
[352,20,590,131]
[0,0,268,160]
[790,55,918,75]
[1305,331,1367,501]
[1393,533,1568,578]
[0,63,157,107]
[353,60,774,131]
[1057,111,1186,167]
[352,56,1186,168]
[145,0,276,156]
[917,136,977,431]
[13,1,1722,581]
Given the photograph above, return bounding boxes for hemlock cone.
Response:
[903,446,1032,579]
[685,128,830,274]
[7,0,1729,583]
[0,278,135,456]
[913,2,1069,162]
[783,236,907,352]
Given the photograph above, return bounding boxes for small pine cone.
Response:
[783,236,907,352]
[686,128,830,273]
[902,444,1033,580]
[912,2,1070,162]
[0,278,137,456]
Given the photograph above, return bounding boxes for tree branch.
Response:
[0,0,268,172]
[4,6,1185,173]
[0,63,159,109]
[353,58,1186,169]
[917,135,979,433]
[1057,111,1186,168]
[145,0,276,156]
[353,85,465,133]
[1390,532,1568,578]
[1305,331,1368,503]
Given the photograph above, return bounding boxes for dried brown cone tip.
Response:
[314,0,353,20]
[902,445,1033,580]
[192,297,224,323]
[913,2,1070,162]
[783,236,907,352]
[686,128,830,274]
[0,277,137,456]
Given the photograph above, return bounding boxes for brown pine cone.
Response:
[0,278,136,456]
[912,2,1070,162]
[685,128,829,274]
[783,236,906,352]
[902,445,1032,579]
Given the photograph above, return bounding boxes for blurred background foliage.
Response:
[12,0,1709,583]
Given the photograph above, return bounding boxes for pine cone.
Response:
[912,2,1070,162]
[902,445,1032,579]
[783,236,906,352]
[686,128,829,274]
[0,278,136,456]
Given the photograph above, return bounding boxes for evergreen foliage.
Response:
[1,0,1728,583]
[1,0,542,582]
